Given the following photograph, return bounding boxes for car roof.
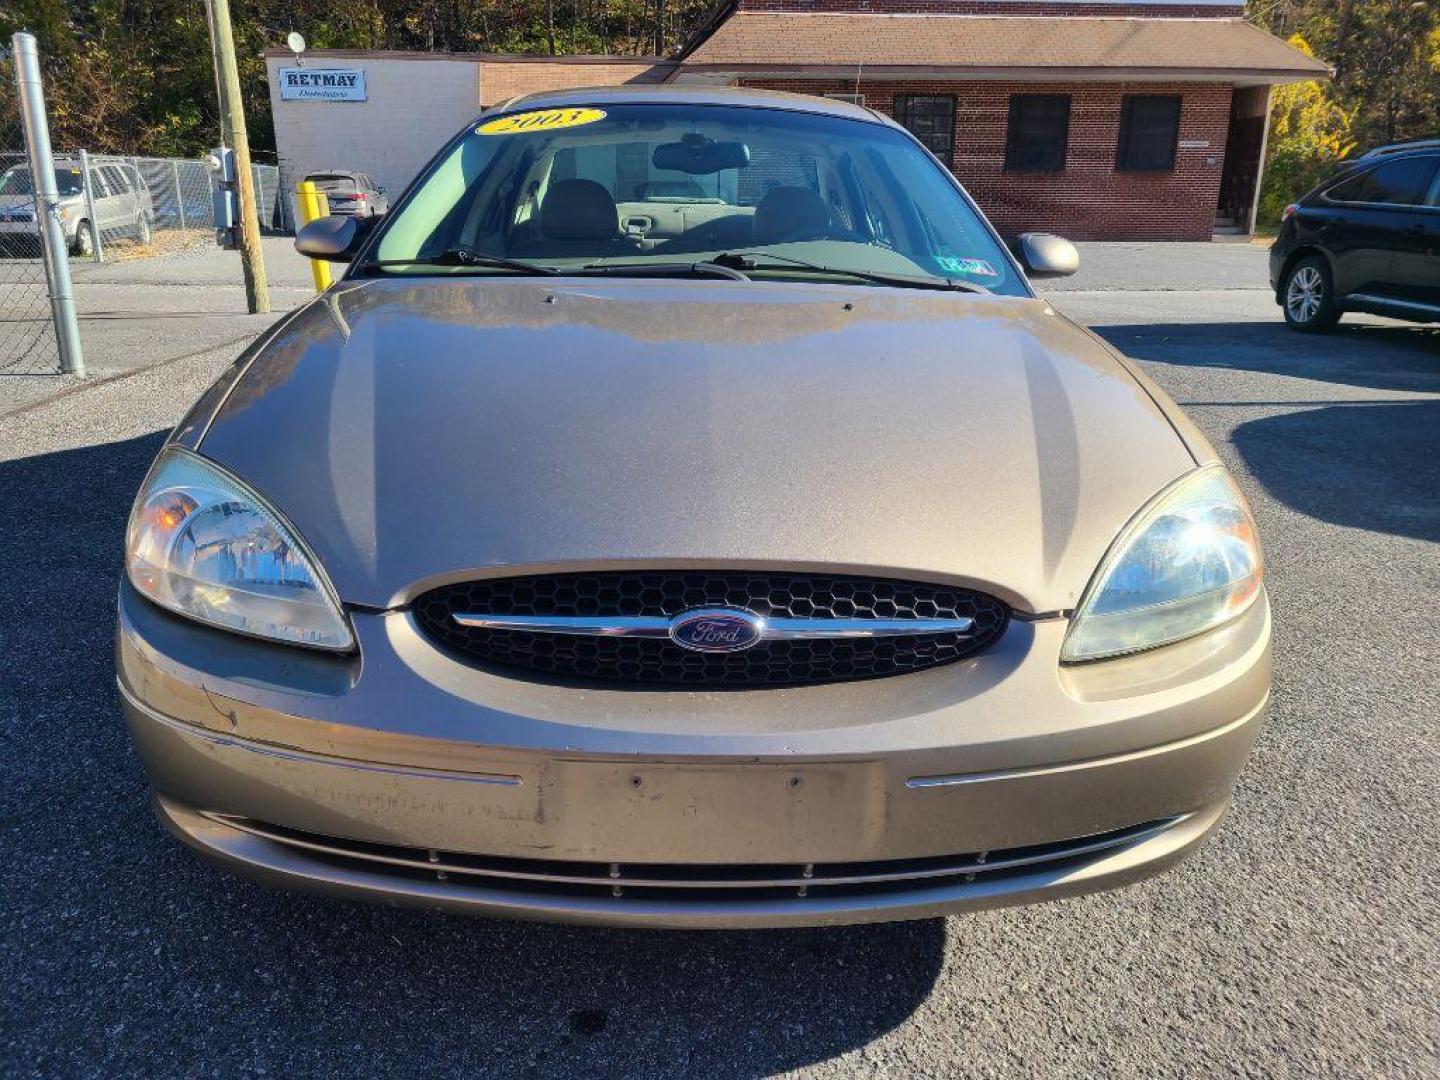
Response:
[1318,145,1438,184]
[488,84,892,127]
[1357,138,1440,161]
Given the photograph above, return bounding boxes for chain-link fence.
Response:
[0,113,61,374]
[75,153,285,262]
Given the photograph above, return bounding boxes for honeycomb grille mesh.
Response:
[413,571,1009,686]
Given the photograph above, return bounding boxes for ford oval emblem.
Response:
[669,609,766,653]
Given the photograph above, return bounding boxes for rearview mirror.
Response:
[294,215,370,262]
[653,137,750,175]
[1014,232,1079,278]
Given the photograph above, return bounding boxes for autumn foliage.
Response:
[0,0,1435,228]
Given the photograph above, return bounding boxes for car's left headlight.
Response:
[1061,463,1263,663]
[125,447,354,650]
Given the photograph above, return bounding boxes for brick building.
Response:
[266,0,1325,241]
[670,0,1329,239]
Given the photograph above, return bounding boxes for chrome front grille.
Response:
[412,571,1010,686]
[208,814,1184,902]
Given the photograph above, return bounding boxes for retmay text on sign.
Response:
[279,68,367,102]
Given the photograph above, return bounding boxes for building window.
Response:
[1116,95,1182,172]
[1004,94,1070,173]
[893,95,956,164]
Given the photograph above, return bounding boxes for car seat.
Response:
[513,179,640,259]
[753,186,830,244]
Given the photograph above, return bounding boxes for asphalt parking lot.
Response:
[2,243,1437,1076]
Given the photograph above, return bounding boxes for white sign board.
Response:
[279,68,366,102]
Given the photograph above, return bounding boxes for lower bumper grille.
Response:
[206,814,1184,903]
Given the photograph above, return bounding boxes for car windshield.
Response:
[0,165,84,197]
[367,102,1024,295]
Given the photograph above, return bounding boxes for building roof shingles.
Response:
[481,58,675,105]
[682,13,1331,79]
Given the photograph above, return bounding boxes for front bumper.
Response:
[0,218,77,247]
[118,580,1271,928]
[0,219,41,242]
[1268,240,1290,298]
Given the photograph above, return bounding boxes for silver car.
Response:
[0,157,154,256]
[118,88,1270,928]
[301,169,390,218]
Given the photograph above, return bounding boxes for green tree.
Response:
[1,0,715,158]
[1249,0,1440,220]
[1256,35,1357,224]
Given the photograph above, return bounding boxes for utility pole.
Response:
[202,0,226,147]
[204,0,270,314]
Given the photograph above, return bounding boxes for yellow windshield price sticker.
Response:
[478,108,607,135]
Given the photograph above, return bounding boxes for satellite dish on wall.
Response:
[286,31,307,64]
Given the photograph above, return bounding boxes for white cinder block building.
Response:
[264,51,669,208]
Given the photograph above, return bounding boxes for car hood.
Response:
[193,277,1197,612]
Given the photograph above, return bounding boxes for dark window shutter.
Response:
[1117,95,1182,172]
[1004,94,1071,173]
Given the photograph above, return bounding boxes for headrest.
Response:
[753,186,830,244]
[541,179,619,240]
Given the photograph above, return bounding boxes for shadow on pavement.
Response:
[1230,399,1440,544]
[1094,320,1440,395]
[1090,320,1440,544]
[0,432,943,1076]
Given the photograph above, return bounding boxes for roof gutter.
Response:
[676,63,1331,83]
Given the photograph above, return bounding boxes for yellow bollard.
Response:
[295,180,333,293]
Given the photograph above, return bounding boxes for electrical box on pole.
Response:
[206,147,239,249]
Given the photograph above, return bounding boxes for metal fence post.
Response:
[173,159,186,229]
[77,149,104,262]
[12,32,83,375]
[130,154,141,232]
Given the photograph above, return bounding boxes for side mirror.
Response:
[295,215,369,262]
[1015,232,1079,278]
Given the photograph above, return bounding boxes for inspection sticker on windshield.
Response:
[478,108,607,135]
[936,256,1000,278]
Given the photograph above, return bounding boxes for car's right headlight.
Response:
[1061,463,1263,663]
[125,447,353,650]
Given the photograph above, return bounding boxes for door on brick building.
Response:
[1217,87,1270,235]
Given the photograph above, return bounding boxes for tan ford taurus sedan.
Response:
[117,88,1270,928]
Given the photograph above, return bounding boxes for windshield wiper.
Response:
[360,248,559,275]
[709,251,989,294]
[577,260,751,281]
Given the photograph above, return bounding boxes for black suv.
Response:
[1269,140,1440,332]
